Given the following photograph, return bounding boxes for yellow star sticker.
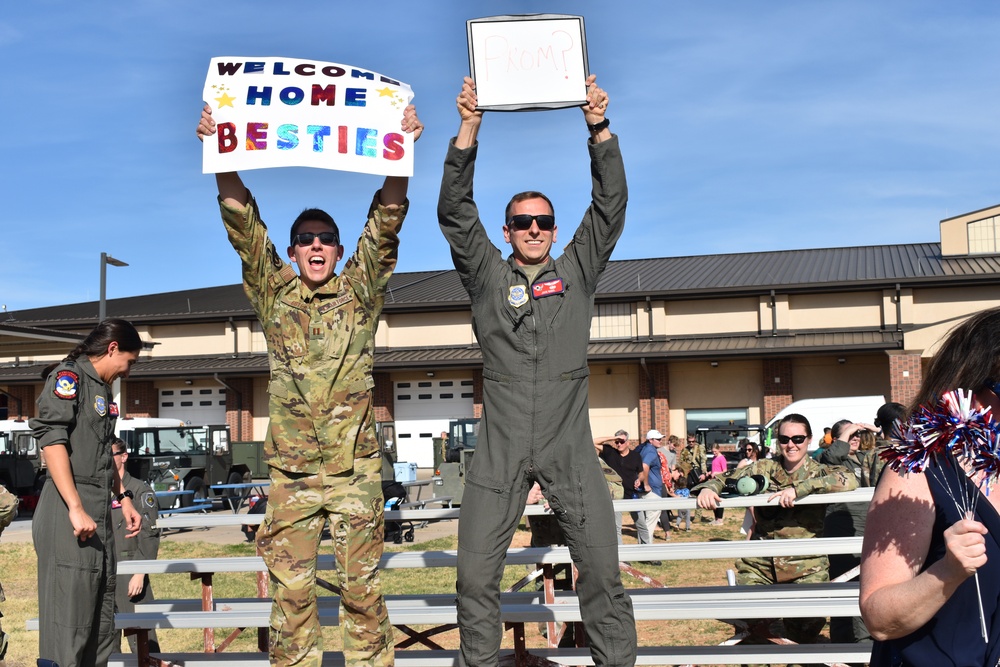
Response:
[215,92,236,108]
[376,86,395,98]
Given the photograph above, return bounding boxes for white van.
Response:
[765,395,887,451]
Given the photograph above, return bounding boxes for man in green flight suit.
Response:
[110,438,161,654]
[197,102,423,667]
[0,484,16,667]
[438,75,636,667]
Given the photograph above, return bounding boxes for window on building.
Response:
[968,216,1000,254]
[590,302,633,340]
[685,408,748,437]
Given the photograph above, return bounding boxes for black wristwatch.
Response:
[116,490,134,502]
[587,117,610,133]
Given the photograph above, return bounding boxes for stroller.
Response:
[382,479,414,544]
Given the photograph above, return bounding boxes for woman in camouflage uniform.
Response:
[695,413,858,645]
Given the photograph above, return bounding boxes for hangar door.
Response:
[158,384,227,425]
[393,378,474,468]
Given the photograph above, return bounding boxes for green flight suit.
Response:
[438,135,637,667]
[112,471,160,654]
[31,356,119,667]
[220,190,405,667]
[0,484,17,666]
[695,457,858,649]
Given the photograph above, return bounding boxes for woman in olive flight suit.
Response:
[30,319,144,667]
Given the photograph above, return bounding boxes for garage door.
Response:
[158,384,227,426]
[393,378,474,468]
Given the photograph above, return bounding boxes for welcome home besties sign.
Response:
[202,57,414,177]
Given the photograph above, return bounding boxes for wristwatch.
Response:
[587,117,610,133]
[116,490,134,502]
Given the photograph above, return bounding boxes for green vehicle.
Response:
[0,421,44,510]
[432,418,479,506]
[119,422,251,506]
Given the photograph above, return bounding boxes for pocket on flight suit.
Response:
[460,470,512,553]
[54,558,102,629]
[572,465,617,548]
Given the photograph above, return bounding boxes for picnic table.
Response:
[210,481,270,514]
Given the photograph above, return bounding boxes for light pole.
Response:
[99,252,128,322]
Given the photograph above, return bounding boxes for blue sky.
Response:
[3,1,999,314]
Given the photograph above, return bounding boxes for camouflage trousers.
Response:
[735,554,829,667]
[258,455,392,667]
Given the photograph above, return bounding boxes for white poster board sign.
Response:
[201,57,414,176]
[467,14,589,111]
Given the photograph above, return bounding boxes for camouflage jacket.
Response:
[221,190,406,474]
[678,443,708,476]
[694,456,858,540]
[0,484,15,601]
[0,484,15,538]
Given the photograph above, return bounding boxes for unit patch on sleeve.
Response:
[531,278,564,299]
[53,370,79,400]
[109,402,120,417]
[94,396,107,417]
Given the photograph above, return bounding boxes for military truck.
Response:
[432,418,479,505]
[117,419,250,506]
[0,420,43,509]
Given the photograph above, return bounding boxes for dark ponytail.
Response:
[65,319,142,362]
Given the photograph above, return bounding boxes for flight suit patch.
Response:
[109,402,120,417]
[95,396,107,417]
[532,278,564,299]
[508,285,528,308]
[53,370,79,400]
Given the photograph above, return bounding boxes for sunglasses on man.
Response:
[777,434,808,445]
[614,439,626,445]
[292,232,339,247]
[507,214,555,231]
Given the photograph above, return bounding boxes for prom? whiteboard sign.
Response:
[467,14,589,111]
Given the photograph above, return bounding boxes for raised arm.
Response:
[380,103,424,206]
[196,104,248,208]
[860,467,987,640]
[454,76,482,150]
[582,74,611,145]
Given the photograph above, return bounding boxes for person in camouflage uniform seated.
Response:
[197,103,423,667]
[695,413,858,648]
[0,485,16,667]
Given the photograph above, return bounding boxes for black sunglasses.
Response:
[508,214,555,231]
[777,434,808,445]
[292,232,339,247]
[614,439,626,445]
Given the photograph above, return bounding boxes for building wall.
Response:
[791,355,891,401]
[663,297,759,336]
[667,359,765,436]
[379,311,475,348]
[787,292,883,330]
[588,364,640,440]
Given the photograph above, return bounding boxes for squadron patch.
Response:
[532,278,564,299]
[109,402,120,417]
[143,493,156,509]
[507,285,529,308]
[53,370,79,400]
[94,396,107,417]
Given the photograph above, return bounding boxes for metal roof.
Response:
[0,329,901,384]
[3,242,998,328]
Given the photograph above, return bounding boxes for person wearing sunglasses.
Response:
[196,103,423,667]
[695,413,858,648]
[439,73,636,667]
[861,309,1000,667]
